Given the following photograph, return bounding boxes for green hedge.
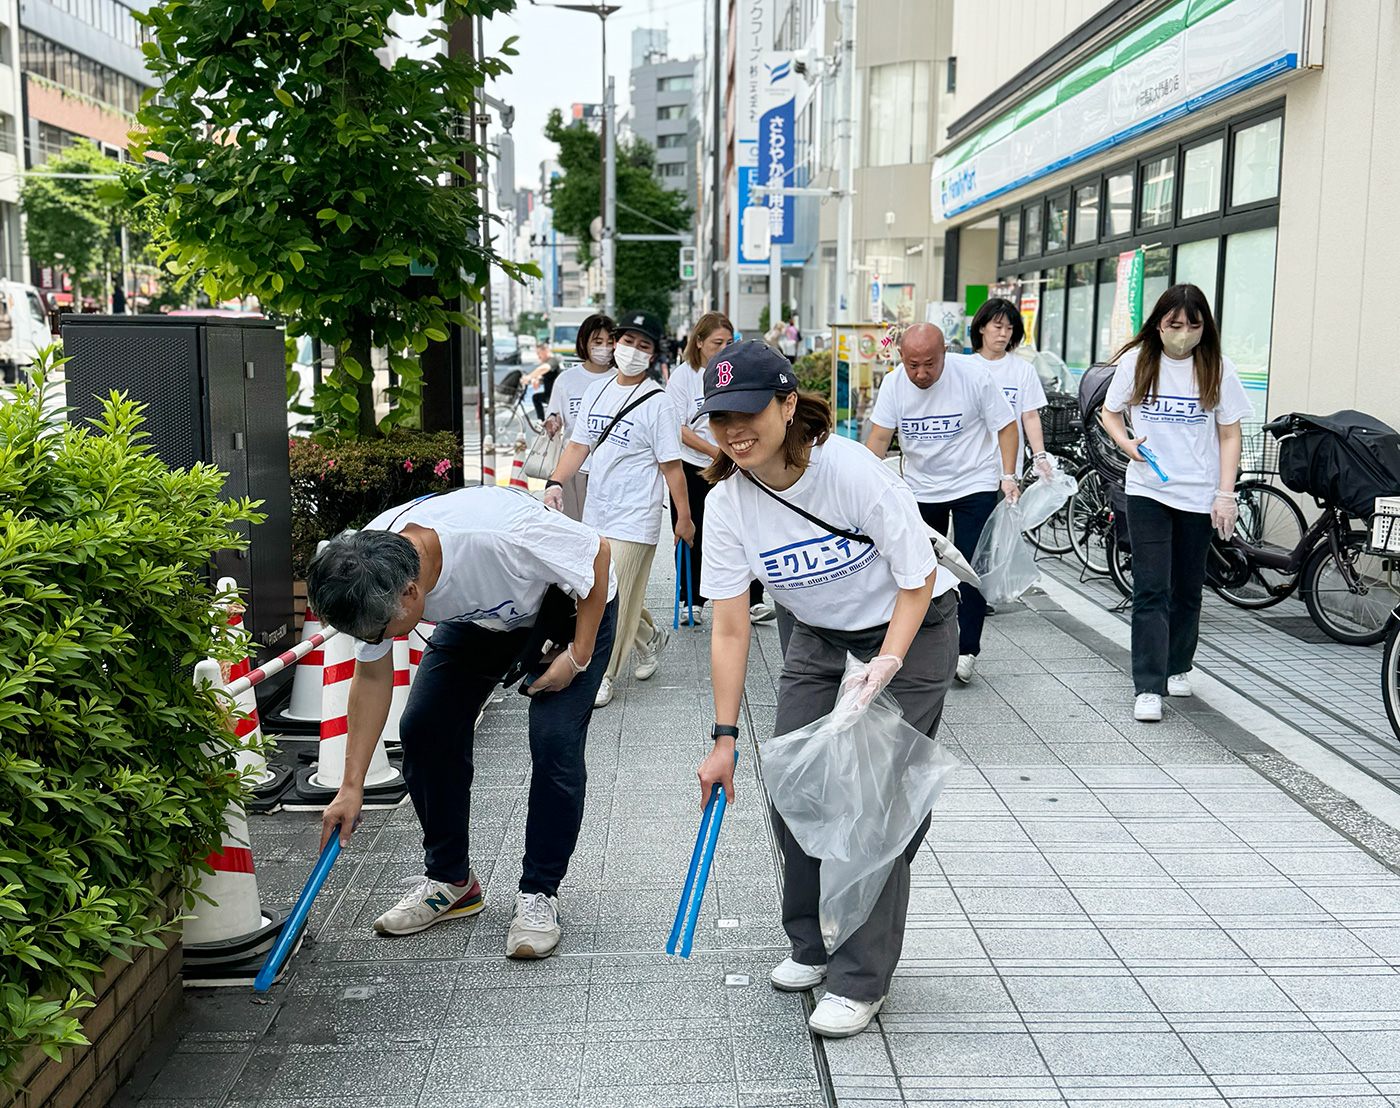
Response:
[0,355,258,1081]
[289,431,461,579]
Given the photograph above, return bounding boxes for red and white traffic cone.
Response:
[184,660,297,986]
[408,622,432,684]
[482,436,496,486]
[509,433,529,489]
[291,624,407,806]
[380,635,411,758]
[216,578,294,808]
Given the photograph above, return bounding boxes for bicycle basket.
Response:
[1077,363,1130,484]
[1041,393,1081,450]
[1277,410,1400,519]
[1240,424,1280,477]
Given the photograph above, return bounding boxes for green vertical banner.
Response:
[1108,249,1145,355]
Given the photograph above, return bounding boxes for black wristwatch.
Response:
[545,479,563,489]
[711,724,740,740]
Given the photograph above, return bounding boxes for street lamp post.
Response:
[529,1,620,316]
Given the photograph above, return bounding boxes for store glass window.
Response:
[1175,238,1220,309]
[1221,227,1277,420]
[1040,268,1066,358]
[1104,172,1133,236]
[1073,183,1099,245]
[1143,245,1171,313]
[1000,211,1020,263]
[1095,257,1118,362]
[1139,153,1176,228]
[1046,194,1068,252]
[1022,205,1043,256]
[1232,117,1282,207]
[1181,139,1223,219]
[866,62,931,166]
[1065,262,1095,372]
[1019,271,1041,349]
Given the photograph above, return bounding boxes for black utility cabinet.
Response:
[61,315,295,694]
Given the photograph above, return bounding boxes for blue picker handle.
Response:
[1138,445,1170,483]
[666,748,738,958]
[253,829,343,991]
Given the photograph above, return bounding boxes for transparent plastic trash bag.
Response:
[1016,467,1078,532]
[759,655,959,952]
[971,499,1041,606]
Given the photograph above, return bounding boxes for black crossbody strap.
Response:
[740,470,874,545]
[595,388,663,449]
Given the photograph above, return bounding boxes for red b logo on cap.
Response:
[716,361,734,387]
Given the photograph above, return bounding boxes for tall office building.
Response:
[0,0,25,281]
[626,39,698,198]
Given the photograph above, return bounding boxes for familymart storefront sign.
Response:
[932,0,1311,221]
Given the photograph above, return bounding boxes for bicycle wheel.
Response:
[1302,533,1400,645]
[1068,468,1110,574]
[1107,529,1133,599]
[1211,482,1307,609]
[1022,461,1073,555]
[1384,617,1400,740]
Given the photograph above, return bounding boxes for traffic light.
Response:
[679,246,697,282]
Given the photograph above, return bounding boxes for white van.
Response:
[0,282,56,382]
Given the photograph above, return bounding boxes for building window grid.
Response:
[20,29,148,114]
[38,0,154,48]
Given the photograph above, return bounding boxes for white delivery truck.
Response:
[0,282,56,383]
[546,306,593,357]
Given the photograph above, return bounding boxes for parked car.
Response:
[0,282,57,383]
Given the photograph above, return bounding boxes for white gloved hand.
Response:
[1212,492,1238,541]
[1033,452,1055,481]
[543,483,564,512]
[1000,477,1021,505]
[842,654,903,708]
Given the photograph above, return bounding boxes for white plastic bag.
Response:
[759,655,959,952]
[971,499,1041,605]
[1016,467,1079,532]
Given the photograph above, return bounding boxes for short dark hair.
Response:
[702,391,832,484]
[574,313,615,363]
[970,297,1025,352]
[307,530,419,641]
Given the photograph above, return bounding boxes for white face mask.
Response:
[613,344,651,374]
[588,344,612,367]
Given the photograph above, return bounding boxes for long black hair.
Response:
[1113,284,1223,411]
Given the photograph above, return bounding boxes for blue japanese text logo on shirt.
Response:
[586,411,633,446]
[456,598,527,628]
[569,396,584,420]
[900,413,964,441]
[1138,395,1207,425]
[760,533,879,590]
[1001,385,1019,408]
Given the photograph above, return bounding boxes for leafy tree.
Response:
[517,310,546,337]
[543,109,691,324]
[116,0,536,440]
[758,301,794,334]
[22,140,122,309]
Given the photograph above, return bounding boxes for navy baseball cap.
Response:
[694,340,796,421]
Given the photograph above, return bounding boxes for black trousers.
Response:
[398,600,617,895]
[918,491,997,656]
[670,459,766,611]
[1125,495,1213,695]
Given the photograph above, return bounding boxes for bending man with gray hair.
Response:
[307,485,617,959]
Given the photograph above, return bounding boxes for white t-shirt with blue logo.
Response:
[870,355,1016,503]
[546,363,612,439]
[570,374,682,544]
[1104,350,1254,513]
[353,486,617,663]
[700,436,954,631]
[666,362,716,467]
[976,352,1047,463]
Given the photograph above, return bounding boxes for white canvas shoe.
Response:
[769,957,827,992]
[808,993,884,1038]
[505,892,561,959]
[1167,672,1193,697]
[1134,693,1163,722]
[633,626,669,680]
[955,654,975,683]
[749,602,776,624]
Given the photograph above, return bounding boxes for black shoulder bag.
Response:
[592,386,664,450]
[740,470,873,544]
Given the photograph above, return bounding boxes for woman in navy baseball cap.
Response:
[692,340,960,1038]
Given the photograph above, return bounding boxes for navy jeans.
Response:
[1125,495,1212,696]
[398,599,616,895]
[919,491,997,656]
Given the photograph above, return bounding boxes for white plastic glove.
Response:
[542,483,564,512]
[1033,452,1055,481]
[842,654,903,708]
[1212,492,1238,541]
[1000,477,1021,505]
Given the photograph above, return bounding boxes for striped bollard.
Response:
[509,434,529,489]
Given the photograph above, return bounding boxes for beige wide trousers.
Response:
[604,537,659,680]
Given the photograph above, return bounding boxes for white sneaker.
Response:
[373,873,484,936]
[633,626,669,680]
[955,654,975,683]
[770,957,827,992]
[1167,672,1193,697]
[808,992,884,1038]
[594,676,614,708]
[506,891,561,959]
[749,602,776,624]
[1134,693,1163,722]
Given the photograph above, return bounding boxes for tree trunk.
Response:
[347,314,377,439]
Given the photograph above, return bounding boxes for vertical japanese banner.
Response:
[1109,249,1145,355]
[735,1,774,270]
[757,52,795,247]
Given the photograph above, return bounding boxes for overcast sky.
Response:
[400,0,706,196]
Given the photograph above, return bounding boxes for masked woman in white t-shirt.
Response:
[1100,284,1254,723]
[543,313,615,521]
[695,341,959,1039]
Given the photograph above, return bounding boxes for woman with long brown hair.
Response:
[1100,284,1253,722]
[694,340,959,1037]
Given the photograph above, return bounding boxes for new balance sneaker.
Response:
[1167,672,1193,697]
[594,676,614,708]
[373,873,484,936]
[770,957,827,992]
[506,891,561,959]
[633,626,669,680]
[808,993,884,1038]
[1134,693,1163,722]
[955,654,976,684]
[749,602,776,624]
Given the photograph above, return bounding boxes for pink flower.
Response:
[433,459,451,479]
[403,459,414,472]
